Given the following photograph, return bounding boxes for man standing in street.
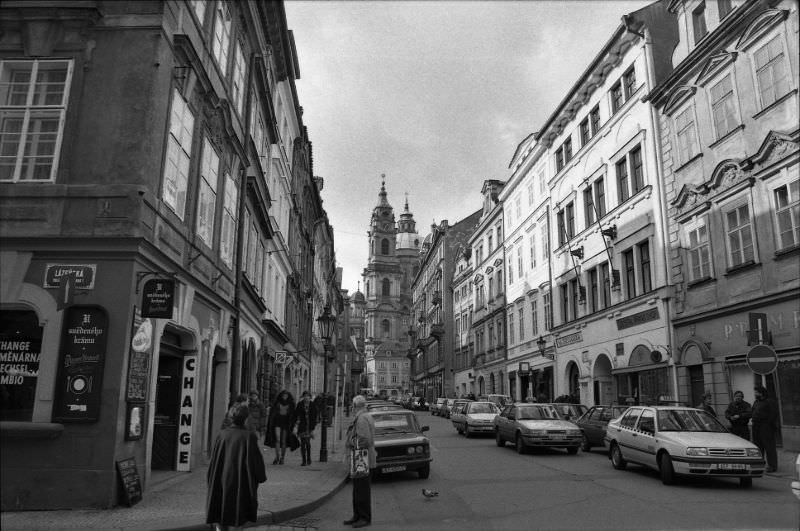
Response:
[724,390,752,440]
[343,395,375,528]
[752,385,779,473]
[696,391,717,417]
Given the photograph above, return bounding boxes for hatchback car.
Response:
[494,403,582,454]
[604,406,765,487]
[430,398,447,416]
[451,401,500,437]
[366,400,404,412]
[574,405,628,452]
[369,410,432,479]
[444,398,471,419]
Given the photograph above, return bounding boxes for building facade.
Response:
[648,0,799,448]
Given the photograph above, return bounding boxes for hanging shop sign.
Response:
[43,264,96,289]
[52,306,109,423]
[176,352,198,471]
[141,279,175,319]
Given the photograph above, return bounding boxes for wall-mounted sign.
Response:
[126,312,153,403]
[141,279,175,319]
[52,306,108,423]
[555,331,583,348]
[616,308,660,330]
[176,354,198,471]
[125,403,145,441]
[43,264,96,289]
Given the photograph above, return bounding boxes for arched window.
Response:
[381,238,390,255]
[381,319,391,338]
[382,278,391,296]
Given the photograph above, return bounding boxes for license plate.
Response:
[383,465,406,473]
[716,463,746,470]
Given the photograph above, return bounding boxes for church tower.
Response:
[362,176,419,397]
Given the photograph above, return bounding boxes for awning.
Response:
[611,361,669,375]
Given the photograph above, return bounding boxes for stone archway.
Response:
[565,361,581,400]
[592,354,614,406]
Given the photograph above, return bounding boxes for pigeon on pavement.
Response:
[422,488,439,498]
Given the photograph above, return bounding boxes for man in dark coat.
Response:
[206,402,266,530]
[724,390,752,440]
[752,385,779,472]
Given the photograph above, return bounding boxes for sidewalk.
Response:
[1,421,351,531]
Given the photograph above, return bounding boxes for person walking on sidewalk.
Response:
[752,385,779,472]
[221,393,248,430]
[294,390,318,466]
[266,389,295,465]
[343,395,376,528]
[206,402,266,531]
[724,390,752,440]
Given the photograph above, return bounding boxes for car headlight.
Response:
[407,447,415,454]
[567,429,582,436]
[686,447,709,456]
[746,448,762,457]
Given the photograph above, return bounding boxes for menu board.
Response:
[126,315,153,402]
[116,457,142,507]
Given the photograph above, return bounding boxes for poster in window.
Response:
[52,306,109,423]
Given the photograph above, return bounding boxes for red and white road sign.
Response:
[746,344,778,375]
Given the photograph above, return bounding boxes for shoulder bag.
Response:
[349,437,370,479]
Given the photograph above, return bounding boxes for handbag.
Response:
[288,431,300,451]
[349,438,370,479]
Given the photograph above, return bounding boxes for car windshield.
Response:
[372,413,416,433]
[657,409,727,432]
[517,405,558,420]
[469,403,498,414]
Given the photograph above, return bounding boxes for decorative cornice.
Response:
[735,9,789,51]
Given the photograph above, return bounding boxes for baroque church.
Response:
[362,177,420,396]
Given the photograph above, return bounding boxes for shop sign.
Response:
[617,308,660,330]
[52,306,108,423]
[141,279,175,319]
[555,331,583,348]
[44,264,96,289]
[0,319,42,390]
[126,313,153,403]
[176,353,198,471]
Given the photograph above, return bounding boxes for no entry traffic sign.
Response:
[746,344,778,375]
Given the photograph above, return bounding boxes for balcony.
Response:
[430,322,445,338]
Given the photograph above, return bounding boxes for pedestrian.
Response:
[294,390,317,466]
[247,390,267,439]
[343,394,375,528]
[266,389,295,465]
[696,390,717,417]
[752,385,779,472]
[206,402,266,531]
[221,393,248,430]
[724,390,752,440]
[313,392,326,425]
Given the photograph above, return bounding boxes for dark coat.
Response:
[206,426,266,526]
[724,399,752,438]
[294,400,318,436]
[751,397,778,426]
[268,396,296,430]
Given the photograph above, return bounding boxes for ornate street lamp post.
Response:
[316,303,336,463]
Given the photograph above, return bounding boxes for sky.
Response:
[284,0,654,294]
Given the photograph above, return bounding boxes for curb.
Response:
[258,473,349,526]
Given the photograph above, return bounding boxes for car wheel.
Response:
[580,434,591,452]
[610,442,627,470]
[418,463,430,479]
[495,430,504,447]
[739,477,752,488]
[515,433,527,454]
[464,425,471,438]
[567,446,579,455]
[659,453,675,485]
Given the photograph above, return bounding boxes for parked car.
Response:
[431,398,447,416]
[451,401,500,437]
[444,398,471,419]
[574,405,628,452]
[551,403,588,421]
[369,409,432,479]
[791,453,800,500]
[366,400,404,412]
[494,403,582,454]
[486,394,513,409]
[604,406,765,487]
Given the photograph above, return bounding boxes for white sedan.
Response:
[604,406,765,487]
[451,401,500,437]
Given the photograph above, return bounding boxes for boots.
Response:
[279,449,285,464]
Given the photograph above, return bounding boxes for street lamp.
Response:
[316,303,336,463]
[537,335,553,360]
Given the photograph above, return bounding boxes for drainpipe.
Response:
[642,31,680,402]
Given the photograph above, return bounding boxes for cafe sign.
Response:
[141,279,175,319]
[44,264,96,289]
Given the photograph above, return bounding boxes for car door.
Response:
[612,408,642,462]
[630,409,657,468]
[581,407,602,443]
[496,405,513,439]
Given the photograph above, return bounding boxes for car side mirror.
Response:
[421,426,430,432]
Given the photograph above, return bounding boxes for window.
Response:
[559,202,574,244]
[381,238,390,255]
[623,249,636,299]
[231,41,246,116]
[589,105,600,135]
[754,35,790,108]
[600,261,611,306]
[508,260,514,284]
[611,81,623,113]
[584,186,595,227]
[595,177,606,218]
[518,307,525,341]
[555,145,565,172]
[197,137,220,246]
[212,2,232,75]
[529,233,537,269]
[639,241,652,293]
[531,300,539,336]
[710,75,738,139]
[563,137,573,163]
[541,223,549,261]
[0,310,43,421]
[588,267,599,312]
[488,276,494,299]
[496,318,504,345]
[220,173,238,268]
[566,202,575,240]
[616,157,630,203]
[0,59,72,182]
[630,146,644,194]
[693,2,708,43]
[515,195,522,219]
[488,323,494,346]
[488,234,493,252]
[382,278,391,296]
[162,89,194,219]
[623,67,637,99]
[381,319,391,337]
[674,106,699,164]
[538,167,546,195]
[725,203,755,267]
[543,292,552,331]
[527,182,535,205]
[560,284,570,323]
[508,312,515,344]
[774,179,800,250]
[517,247,523,277]
[191,0,206,23]
[580,118,590,146]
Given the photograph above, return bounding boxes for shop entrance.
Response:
[152,336,183,470]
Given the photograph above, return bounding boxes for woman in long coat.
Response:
[206,402,267,530]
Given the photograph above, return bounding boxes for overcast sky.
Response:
[284,0,654,294]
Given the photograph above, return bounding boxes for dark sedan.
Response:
[369,410,432,479]
[574,405,628,452]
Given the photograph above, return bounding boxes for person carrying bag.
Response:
[343,395,375,528]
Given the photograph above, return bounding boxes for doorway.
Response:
[688,365,704,408]
[152,338,183,470]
